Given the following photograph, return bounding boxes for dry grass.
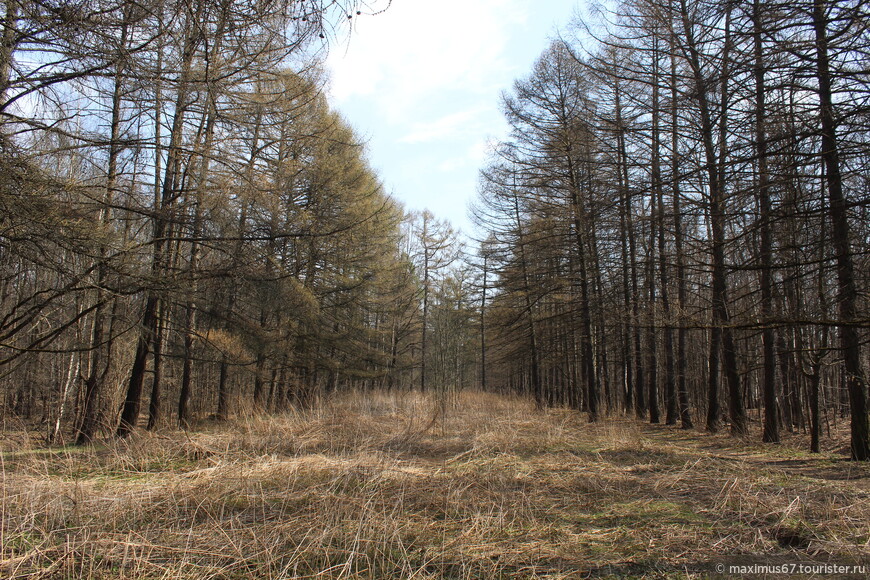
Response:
[2,390,869,578]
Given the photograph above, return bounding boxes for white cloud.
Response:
[327,0,528,123]
[399,108,484,144]
[437,140,492,172]
[467,139,492,165]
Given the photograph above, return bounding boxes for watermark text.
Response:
[715,562,867,575]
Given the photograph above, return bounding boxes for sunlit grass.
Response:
[1,390,868,578]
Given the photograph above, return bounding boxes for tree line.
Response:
[472,0,870,459]
[0,0,476,443]
[3,0,868,462]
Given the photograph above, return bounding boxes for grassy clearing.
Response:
[1,391,869,578]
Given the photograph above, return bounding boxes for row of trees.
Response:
[0,0,474,443]
[4,0,867,461]
[473,0,870,458]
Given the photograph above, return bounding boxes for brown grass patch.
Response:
[2,390,869,578]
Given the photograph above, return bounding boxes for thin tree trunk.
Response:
[480,250,488,391]
[809,360,821,453]
[614,81,637,415]
[567,155,599,421]
[421,237,429,393]
[669,33,692,429]
[78,11,131,443]
[177,75,223,426]
[648,37,663,425]
[753,0,779,444]
[645,204,659,425]
[658,166,676,425]
[512,189,543,409]
[146,301,166,431]
[678,0,745,434]
[51,351,79,444]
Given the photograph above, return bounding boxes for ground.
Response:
[1,391,869,579]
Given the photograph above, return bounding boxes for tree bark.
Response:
[117,11,199,438]
[753,0,779,444]
[669,32,693,429]
[811,0,869,460]
[678,0,746,435]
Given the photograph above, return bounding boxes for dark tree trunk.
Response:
[118,295,158,437]
[146,304,165,431]
[646,214,659,425]
[567,153,599,421]
[217,353,230,420]
[669,34,692,429]
[117,19,198,438]
[811,0,869,460]
[753,0,779,444]
[77,11,131,444]
[679,0,746,435]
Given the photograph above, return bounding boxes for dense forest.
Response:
[1,0,869,463]
[0,0,436,442]
[472,0,870,459]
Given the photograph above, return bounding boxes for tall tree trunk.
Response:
[177,193,202,427]
[648,37,662,425]
[585,152,610,413]
[567,152,599,421]
[753,0,779,443]
[645,203,659,425]
[480,248,489,391]
[512,189,543,409]
[669,33,693,429]
[421,235,429,393]
[679,0,745,434]
[615,81,638,415]
[117,14,200,437]
[811,0,869,460]
[658,155,676,425]
[177,65,225,426]
[77,9,131,443]
[628,152,645,418]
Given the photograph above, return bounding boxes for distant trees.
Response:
[473,0,870,458]
[407,210,461,393]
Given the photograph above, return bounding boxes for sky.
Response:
[325,0,582,239]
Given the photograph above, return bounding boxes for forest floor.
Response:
[1,391,869,579]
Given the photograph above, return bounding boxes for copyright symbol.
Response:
[716,563,725,573]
